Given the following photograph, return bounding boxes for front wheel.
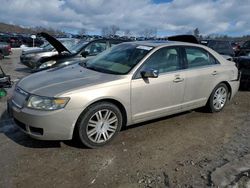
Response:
[207,83,229,113]
[75,102,123,148]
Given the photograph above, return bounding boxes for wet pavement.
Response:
[0,49,250,188]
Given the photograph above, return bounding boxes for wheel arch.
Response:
[220,81,232,100]
[73,98,128,138]
[209,81,232,102]
[89,98,128,128]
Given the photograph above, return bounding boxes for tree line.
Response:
[1,22,250,42]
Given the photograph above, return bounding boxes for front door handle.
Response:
[173,77,184,83]
[211,71,218,76]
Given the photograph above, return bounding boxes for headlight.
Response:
[27,95,69,110]
[39,60,56,69]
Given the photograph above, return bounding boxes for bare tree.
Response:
[110,25,119,36]
[101,25,120,37]
[33,26,65,36]
[193,28,200,38]
[140,28,157,38]
[101,26,110,37]
[78,28,87,36]
[124,29,131,37]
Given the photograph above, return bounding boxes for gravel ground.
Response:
[0,49,249,188]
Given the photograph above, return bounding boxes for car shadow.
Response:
[0,107,194,149]
[122,110,192,131]
[0,103,215,149]
[15,67,32,73]
[0,109,61,148]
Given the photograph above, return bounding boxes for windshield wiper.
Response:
[79,61,100,72]
[86,66,101,72]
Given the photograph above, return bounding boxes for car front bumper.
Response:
[8,100,83,140]
[20,56,37,69]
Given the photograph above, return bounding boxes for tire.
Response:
[207,83,229,113]
[75,102,123,148]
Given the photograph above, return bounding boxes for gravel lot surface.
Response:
[0,49,249,188]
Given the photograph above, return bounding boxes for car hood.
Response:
[37,32,70,54]
[17,64,122,97]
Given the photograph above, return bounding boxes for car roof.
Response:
[201,40,230,43]
[123,40,203,48]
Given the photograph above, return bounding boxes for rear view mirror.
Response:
[141,69,159,78]
[81,51,89,58]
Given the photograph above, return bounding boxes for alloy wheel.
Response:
[213,87,227,110]
[86,109,118,143]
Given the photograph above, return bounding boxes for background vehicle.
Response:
[26,32,128,72]
[0,42,11,58]
[0,33,43,48]
[231,41,241,54]
[0,65,11,98]
[21,41,50,53]
[200,40,235,58]
[236,40,250,56]
[234,56,250,89]
[20,37,79,69]
[10,41,240,148]
[231,40,250,88]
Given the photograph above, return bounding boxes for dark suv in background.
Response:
[200,40,235,58]
[236,40,250,56]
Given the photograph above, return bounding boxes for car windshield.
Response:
[68,40,88,54]
[81,43,153,75]
[42,42,53,50]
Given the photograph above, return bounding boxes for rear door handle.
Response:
[212,71,218,76]
[173,77,184,83]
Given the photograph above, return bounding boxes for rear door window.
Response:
[184,47,218,68]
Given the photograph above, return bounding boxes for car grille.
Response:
[12,87,29,108]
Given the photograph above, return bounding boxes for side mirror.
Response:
[140,69,159,78]
[81,51,89,58]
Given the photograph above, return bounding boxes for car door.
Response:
[181,46,220,109]
[131,47,186,123]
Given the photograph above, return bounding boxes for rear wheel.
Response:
[207,83,229,112]
[75,102,123,148]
